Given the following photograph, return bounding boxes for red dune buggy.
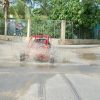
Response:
[20,34,54,63]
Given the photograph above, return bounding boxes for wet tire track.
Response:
[61,74,82,100]
[38,80,46,100]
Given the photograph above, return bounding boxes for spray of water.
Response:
[0,36,80,66]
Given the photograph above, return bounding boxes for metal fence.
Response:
[0,19,100,39]
[31,20,61,38]
[0,20,4,35]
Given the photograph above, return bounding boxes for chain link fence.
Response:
[31,20,61,38]
[0,19,100,39]
[66,21,95,39]
[0,20,4,35]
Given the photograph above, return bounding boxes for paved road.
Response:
[0,66,100,100]
[0,41,100,100]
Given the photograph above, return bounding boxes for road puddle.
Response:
[80,53,97,60]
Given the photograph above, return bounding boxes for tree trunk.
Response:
[3,0,9,36]
[4,7,7,36]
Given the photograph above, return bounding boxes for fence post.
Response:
[26,5,31,39]
[59,20,66,44]
[27,18,31,38]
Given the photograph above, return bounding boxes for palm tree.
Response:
[3,0,9,36]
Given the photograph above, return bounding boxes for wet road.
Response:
[0,41,100,100]
[0,65,100,100]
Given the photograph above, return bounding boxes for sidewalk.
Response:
[55,44,100,48]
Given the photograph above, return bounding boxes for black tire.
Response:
[20,53,26,61]
[49,57,54,63]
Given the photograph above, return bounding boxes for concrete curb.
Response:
[54,45,100,48]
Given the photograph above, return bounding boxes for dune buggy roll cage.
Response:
[28,35,51,46]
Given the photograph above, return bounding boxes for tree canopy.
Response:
[1,0,99,29]
[50,0,100,28]
[1,0,100,37]
[9,0,25,19]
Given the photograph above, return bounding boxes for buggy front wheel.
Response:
[20,53,26,61]
[49,57,54,63]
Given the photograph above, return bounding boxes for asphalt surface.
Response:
[0,40,100,100]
